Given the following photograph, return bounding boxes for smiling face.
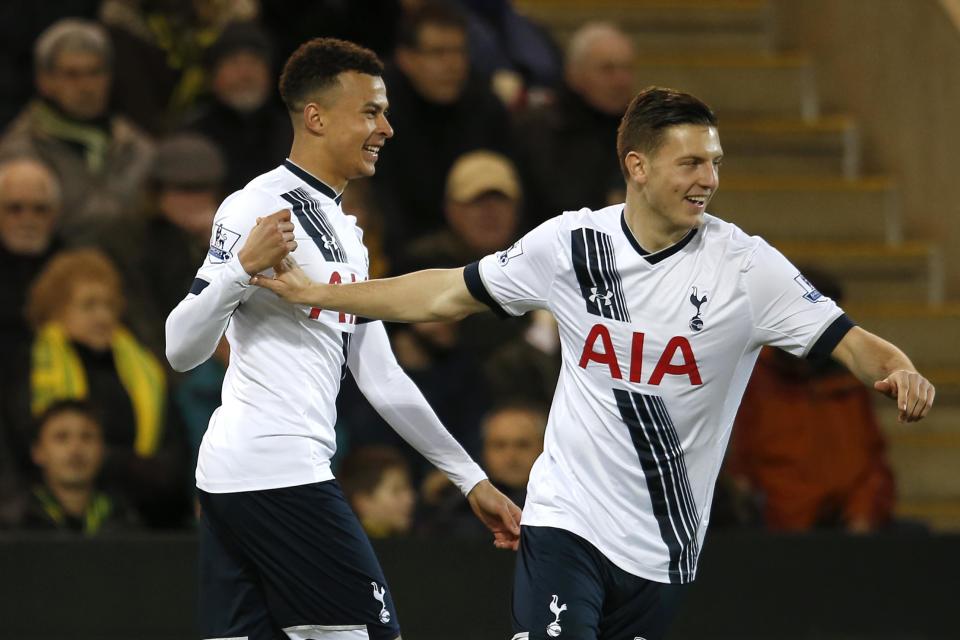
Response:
[630,124,723,236]
[314,71,393,186]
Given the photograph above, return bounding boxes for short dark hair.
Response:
[32,399,101,444]
[616,86,718,179]
[338,446,410,503]
[278,37,383,112]
[396,2,468,50]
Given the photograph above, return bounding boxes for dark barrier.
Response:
[1,531,958,639]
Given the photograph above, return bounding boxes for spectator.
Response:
[419,403,546,537]
[8,248,189,527]
[726,273,896,533]
[339,446,417,539]
[336,317,492,477]
[0,157,62,371]
[457,0,562,107]
[185,21,292,193]
[402,149,521,269]
[16,399,136,534]
[100,0,259,134]
[371,1,515,259]
[0,18,155,258]
[402,149,528,360]
[133,132,226,345]
[515,21,636,227]
[480,403,546,506]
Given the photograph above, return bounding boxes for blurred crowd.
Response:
[0,0,899,538]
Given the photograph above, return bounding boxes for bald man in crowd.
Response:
[515,21,636,227]
[0,157,61,367]
[0,156,62,521]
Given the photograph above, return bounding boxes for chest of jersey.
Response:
[282,187,368,331]
[558,227,752,389]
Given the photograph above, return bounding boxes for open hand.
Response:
[467,479,522,551]
[250,256,317,304]
[238,209,296,275]
[874,369,935,423]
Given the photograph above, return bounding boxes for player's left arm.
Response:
[831,326,935,423]
[252,258,487,323]
[348,321,522,549]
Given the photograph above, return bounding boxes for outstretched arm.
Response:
[251,258,488,323]
[831,326,935,423]
[349,321,521,549]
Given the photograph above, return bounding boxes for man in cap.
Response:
[402,150,522,270]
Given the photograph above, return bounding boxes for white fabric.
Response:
[350,321,486,495]
[166,161,484,494]
[283,624,369,639]
[477,207,845,582]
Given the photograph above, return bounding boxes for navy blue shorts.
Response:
[512,526,687,640]
[198,481,401,640]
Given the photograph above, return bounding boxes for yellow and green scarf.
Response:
[31,323,166,457]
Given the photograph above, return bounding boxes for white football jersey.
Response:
[467,205,852,583]
[168,160,485,494]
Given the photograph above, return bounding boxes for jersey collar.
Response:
[620,209,698,265]
[283,159,343,204]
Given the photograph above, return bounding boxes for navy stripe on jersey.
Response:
[463,261,510,318]
[189,278,210,295]
[571,228,631,322]
[281,187,346,263]
[282,159,342,204]
[614,389,701,584]
[807,313,855,360]
[340,332,352,380]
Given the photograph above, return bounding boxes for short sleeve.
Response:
[745,239,853,358]
[466,216,561,317]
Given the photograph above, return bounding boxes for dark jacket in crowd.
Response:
[515,87,625,229]
[370,65,515,261]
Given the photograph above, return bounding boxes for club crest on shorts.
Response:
[688,286,709,332]
[371,582,390,624]
[208,223,240,263]
[546,594,568,637]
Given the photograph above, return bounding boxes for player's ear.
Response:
[302,102,326,136]
[624,150,648,185]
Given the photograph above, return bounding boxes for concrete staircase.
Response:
[516,0,958,530]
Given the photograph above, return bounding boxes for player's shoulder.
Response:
[700,213,768,267]
[553,203,623,233]
[215,167,293,221]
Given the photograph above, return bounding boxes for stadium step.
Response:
[774,241,943,305]
[844,304,960,371]
[516,0,776,54]
[633,52,819,119]
[709,176,900,243]
[720,115,861,178]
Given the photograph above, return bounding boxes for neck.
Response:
[46,480,94,518]
[623,187,697,253]
[288,138,347,193]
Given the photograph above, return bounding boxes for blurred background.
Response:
[0,0,958,638]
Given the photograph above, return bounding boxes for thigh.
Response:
[200,482,401,640]
[198,504,283,640]
[598,569,687,640]
[512,526,606,640]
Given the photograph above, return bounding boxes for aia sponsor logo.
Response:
[579,323,702,386]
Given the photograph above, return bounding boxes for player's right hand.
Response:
[238,209,297,275]
[251,256,319,305]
